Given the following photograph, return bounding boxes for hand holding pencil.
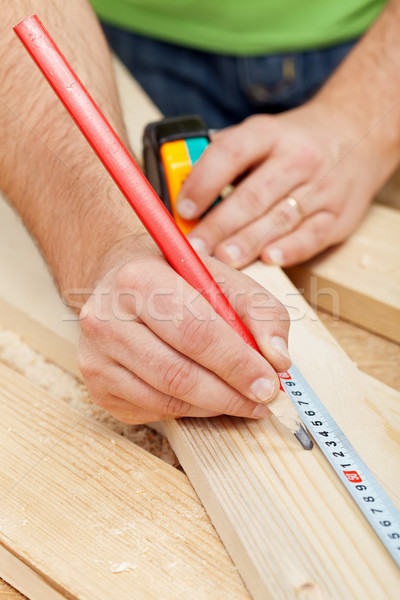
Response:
[14,14,311,448]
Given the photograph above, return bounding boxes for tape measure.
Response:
[144,116,400,567]
[280,365,400,567]
[143,115,219,235]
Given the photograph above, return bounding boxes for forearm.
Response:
[312,0,400,177]
[0,0,153,304]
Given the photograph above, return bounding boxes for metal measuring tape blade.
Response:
[279,364,400,567]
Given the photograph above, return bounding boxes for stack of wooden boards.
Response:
[0,58,399,599]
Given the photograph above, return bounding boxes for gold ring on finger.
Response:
[285,196,305,221]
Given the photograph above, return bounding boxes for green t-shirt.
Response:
[90,0,387,55]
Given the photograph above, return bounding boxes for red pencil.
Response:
[14,14,311,449]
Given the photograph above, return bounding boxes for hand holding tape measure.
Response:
[143,115,400,568]
[143,115,217,235]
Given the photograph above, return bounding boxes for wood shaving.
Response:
[0,325,180,467]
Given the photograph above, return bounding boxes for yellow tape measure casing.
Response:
[160,139,198,235]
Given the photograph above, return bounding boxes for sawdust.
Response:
[109,561,137,573]
[0,325,180,468]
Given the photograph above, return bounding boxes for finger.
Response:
[115,259,281,403]
[186,155,307,254]
[95,320,273,419]
[101,384,219,425]
[261,211,337,267]
[213,195,306,268]
[176,116,277,220]
[99,394,192,425]
[202,256,291,372]
[79,347,221,422]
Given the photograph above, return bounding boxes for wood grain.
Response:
[0,578,27,600]
[1,52,399,599]
[158,263,400,599]
[0,362,249,600]
[317,309,400,392]
[286,203,400,342]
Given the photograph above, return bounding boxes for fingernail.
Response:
[250,378,276,403]
[188,237,206,252]
[223,244,242,263]
[270,336,291,360]
[266,247,284,265]
[250,403,272,419]
[176,198,197,219]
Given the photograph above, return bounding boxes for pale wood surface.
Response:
[1,52,399,600]
[159,263,400,600]
[0,362,249,600]
[0,579,27,600]
[286,203,400,343]
[317,309,400,392]
[2,224,399,600]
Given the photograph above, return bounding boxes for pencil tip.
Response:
[294,424,313,450]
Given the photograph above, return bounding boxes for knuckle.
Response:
[222,394,249,417]
[162,358,199,398]
[215,133,246,164]
[273,203,299,229]
[277,301,290,324]
[160,395,189,418]
[293,141,323,172]
[115,261,139,291]
[245,114,275,135]
[314,173,334,195]
[239,185,265,216]
[79,310,113,343]
[245,288,285,319]
[180,314,215,357]
[77,346,100,380]
[79,304,100,335]
[309,217,332,246]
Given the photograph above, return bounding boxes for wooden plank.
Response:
[317,309,400,392]
[158,263,400,600]
[286,203,400,342]
[0,214,399,598]
[1,53,399,599]
[0,362,249,600]
[0,578,27,600]
[1,212,399,596]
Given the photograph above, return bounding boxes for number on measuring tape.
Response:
[279,364,400,568]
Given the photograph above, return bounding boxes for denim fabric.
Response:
[102,23,357,129]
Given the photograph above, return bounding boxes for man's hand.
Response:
[176,104,391,268]
[78,251,291,424]
[177,0,400,268]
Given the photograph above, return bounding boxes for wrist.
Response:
[60,229,158,312]
[296,97,400,190]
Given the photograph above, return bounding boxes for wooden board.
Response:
[0,362,249,600]
[286,203,400,343]
[1,53,399,599]
[0,578,26,600]
[159,263,400,600]
[1,203,400,598]
[317,309,400,392]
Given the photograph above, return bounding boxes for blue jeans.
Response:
[102,23,357,129]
